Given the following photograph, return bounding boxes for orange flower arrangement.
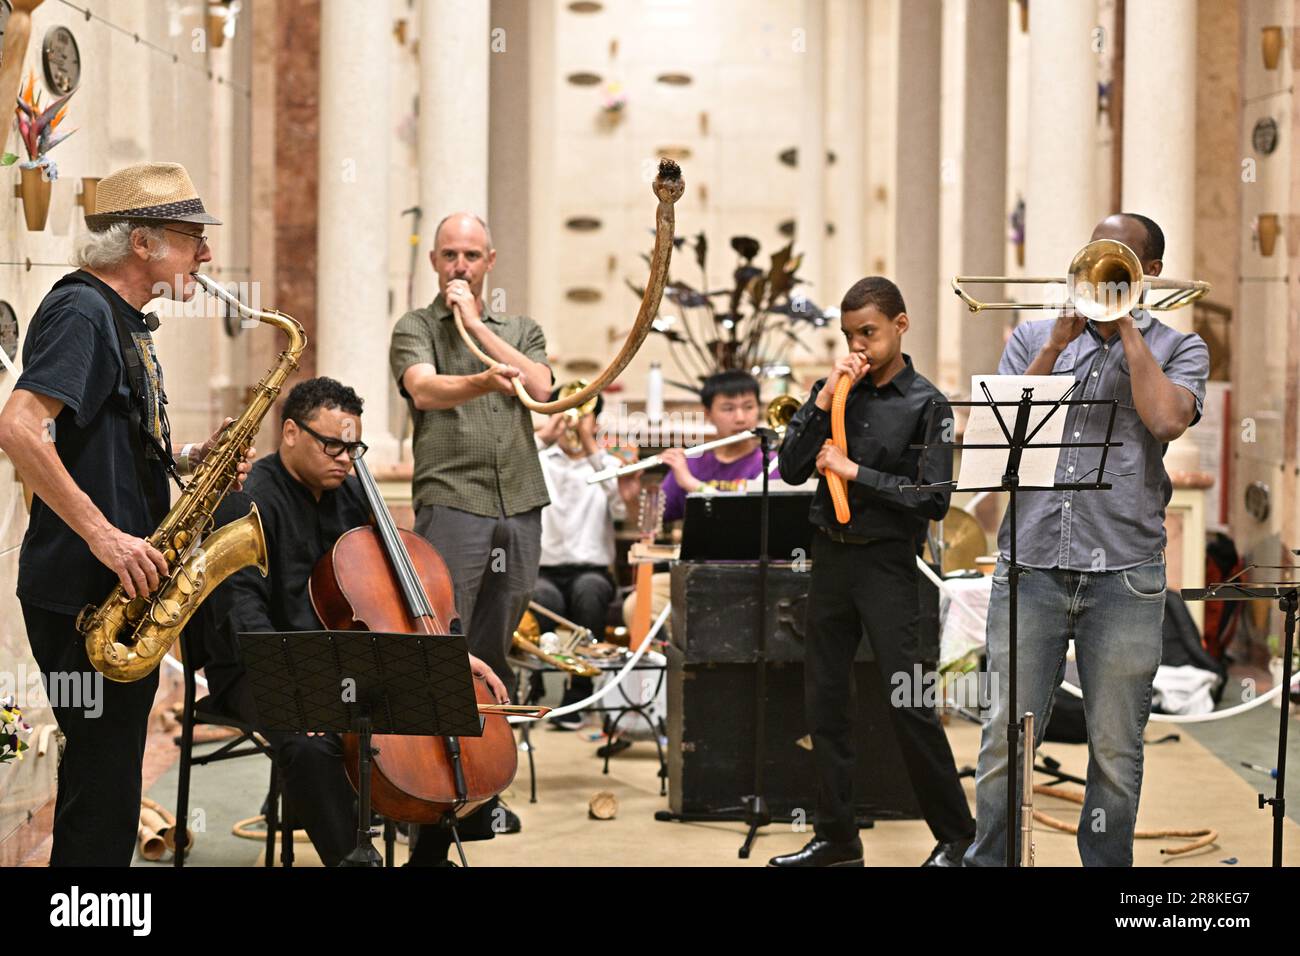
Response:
[3,70,76,179]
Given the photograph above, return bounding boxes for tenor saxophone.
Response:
[78,274,307,682]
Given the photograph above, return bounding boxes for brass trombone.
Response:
[951,239,1210,322]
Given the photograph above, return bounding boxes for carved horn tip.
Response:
[653,159,685,203]
[656,158,682,181]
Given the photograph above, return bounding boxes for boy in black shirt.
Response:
[771,276,974,867]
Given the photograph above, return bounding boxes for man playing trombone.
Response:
[964,213,1210,867]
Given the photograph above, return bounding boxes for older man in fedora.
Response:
[0,161,252,866]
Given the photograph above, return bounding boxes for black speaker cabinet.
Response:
[666,562,931,821]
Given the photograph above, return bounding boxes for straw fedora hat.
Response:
[84,161,222,231]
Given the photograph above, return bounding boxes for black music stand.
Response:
[1182,566,1299,867]
[738,427,779,859]
[652,434,803,857]
[238,630,483,867]
[904,379,1122,867]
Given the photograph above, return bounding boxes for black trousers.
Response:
[804,534,974,844]
[533,564,614,699]
[261,730,356,867]
[23,603,159,867]
[257,732,497,866]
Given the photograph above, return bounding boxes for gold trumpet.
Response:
[512,604,601,678]
[557,379,599,455]
[952,239,1209,322]
[766,393,801,432]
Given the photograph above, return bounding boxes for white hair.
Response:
[73,222,171,269]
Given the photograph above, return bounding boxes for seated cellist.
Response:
[200,377,508,866]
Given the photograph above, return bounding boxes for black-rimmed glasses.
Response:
[292,419,368,460]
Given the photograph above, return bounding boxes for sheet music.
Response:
[957,375,1073,490]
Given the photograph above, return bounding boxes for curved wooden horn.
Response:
[452,159,685,414]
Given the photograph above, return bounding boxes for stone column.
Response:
[1123,1,1201,484]
[825,0,866,304]
[797,0,828,304]
[414,0,491,309]
[1122,0,1197,325]
[317,0,395,461]
[892,0,943,379]
[937,0,1009,394]
[1025,0,1098,285]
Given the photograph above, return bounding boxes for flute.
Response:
[585,431,758,483]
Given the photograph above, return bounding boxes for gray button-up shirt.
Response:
[994,314,1209,571]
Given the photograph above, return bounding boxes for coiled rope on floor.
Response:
[1031,784,1218,856]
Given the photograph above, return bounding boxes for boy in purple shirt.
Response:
[660,370,779,522]
[621,371,779,638]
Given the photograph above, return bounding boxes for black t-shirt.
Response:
[16,271,170,615]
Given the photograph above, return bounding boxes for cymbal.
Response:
[924,507,988,574]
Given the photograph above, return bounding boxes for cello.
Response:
[309,455,521,825]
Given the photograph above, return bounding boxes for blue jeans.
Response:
[964,554,1166,867]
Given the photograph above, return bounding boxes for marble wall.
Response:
[0,0,255,845]
[520,0,837,403]
[1228,0,1294,583]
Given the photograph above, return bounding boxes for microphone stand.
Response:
[738,427,779,858]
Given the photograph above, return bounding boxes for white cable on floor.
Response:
[1058,677,1285,723]
[508,603,672,725]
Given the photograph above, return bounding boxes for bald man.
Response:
[389,212,553,703]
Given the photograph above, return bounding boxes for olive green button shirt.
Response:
[390,293,552,518]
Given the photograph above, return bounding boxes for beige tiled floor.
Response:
[240,715,1300,868]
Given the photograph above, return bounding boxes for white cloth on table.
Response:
[592,649,667,739]
[937,574,993,670]
[1152,664,1220,716]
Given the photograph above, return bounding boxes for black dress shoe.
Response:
[921,837,972,867]
[767,837,864,868]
